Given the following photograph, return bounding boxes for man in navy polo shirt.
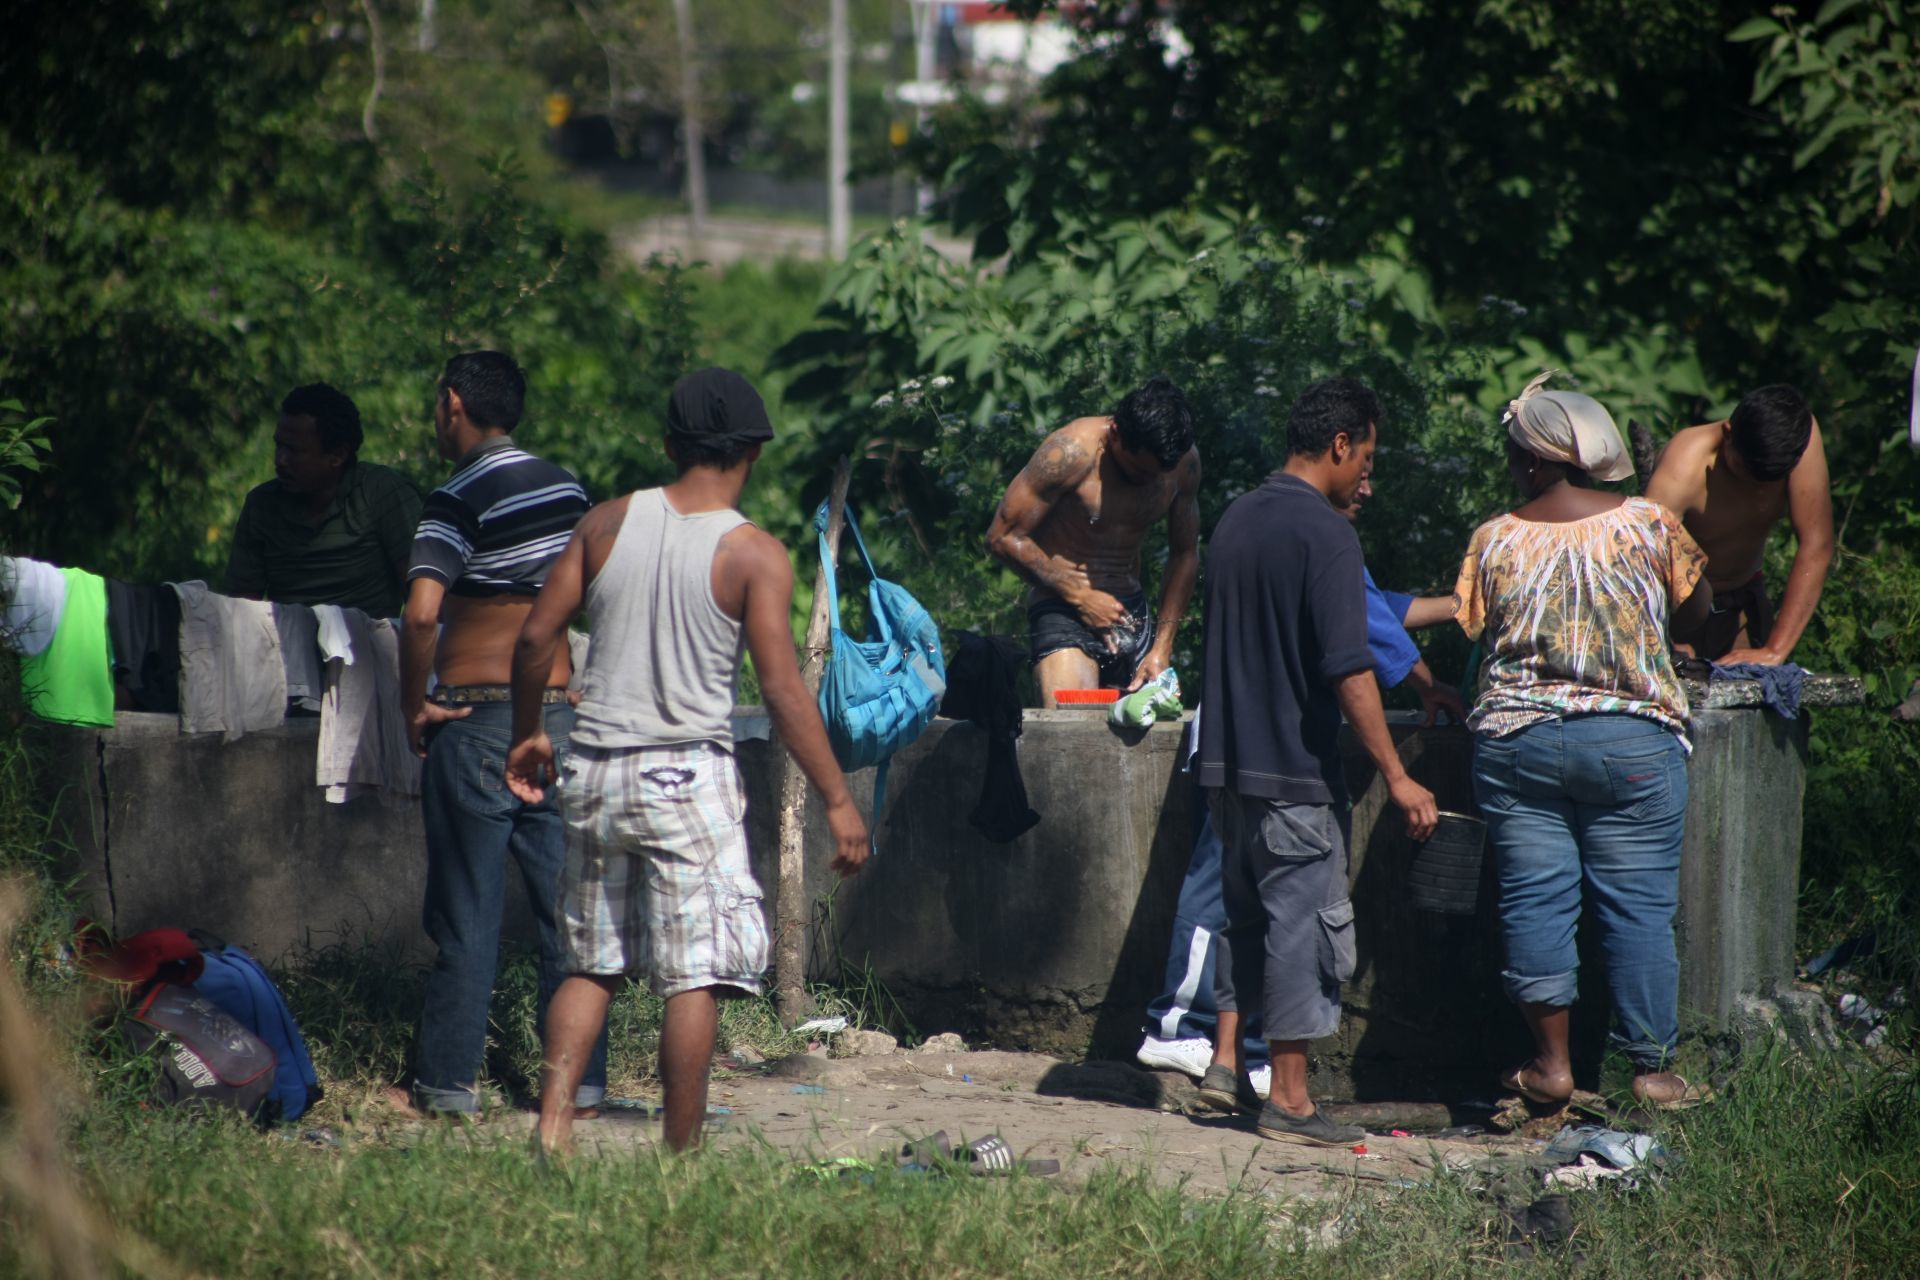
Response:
[1192,378,1439,1148]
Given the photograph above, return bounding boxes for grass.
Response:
[274,931,877,1117]
[46,1114,1302,1278]
[6,1027,1917,1277]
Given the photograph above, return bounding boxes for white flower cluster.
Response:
[871,375,955,413]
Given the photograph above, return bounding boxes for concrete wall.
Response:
[37,693,1830,1097]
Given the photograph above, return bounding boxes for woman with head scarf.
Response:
[1452,372,1712,1109]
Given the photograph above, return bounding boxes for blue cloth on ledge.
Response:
[1708,661,1809,719]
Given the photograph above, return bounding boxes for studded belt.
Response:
[430,684,570,706]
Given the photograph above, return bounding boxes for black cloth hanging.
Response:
[104,579,182,714]
[938,631,1041,843]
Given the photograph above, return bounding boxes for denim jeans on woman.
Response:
[414,700,608,1113]
[1471,712,1688,1070]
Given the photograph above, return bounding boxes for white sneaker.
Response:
[1135,1034,1213,1080]
[1247,1064,1272,1100]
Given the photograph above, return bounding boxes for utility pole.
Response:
[912,0,937,214]
[671,0,709,247]
[828,0,851,257]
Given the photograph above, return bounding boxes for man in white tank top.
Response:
[505,368,870,1155]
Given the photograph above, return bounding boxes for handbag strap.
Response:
[813,498,896,645]
[813,500,844,636]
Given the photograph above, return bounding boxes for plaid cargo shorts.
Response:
[557,740,769,998]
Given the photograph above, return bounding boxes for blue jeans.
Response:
[1472,714,1687,1070]
[1143,777,1269,1064]
[414,700,608,1112]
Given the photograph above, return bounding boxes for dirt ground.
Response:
[516,1043,1545,1200]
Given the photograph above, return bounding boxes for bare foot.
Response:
[1500,1060,1575,1104]
[530,1128,574,1166]
[1631,1071,1699,1107]
[573,1106,601,1122]
[379,1085,427,1120]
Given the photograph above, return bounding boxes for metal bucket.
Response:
[1407,811,1487,915]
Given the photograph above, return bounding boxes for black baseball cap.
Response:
[665,368,774,448]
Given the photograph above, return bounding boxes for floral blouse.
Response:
[1453,498,1707,745]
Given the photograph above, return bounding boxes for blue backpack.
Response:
[815,500,946,823]
[188,931,323,1123]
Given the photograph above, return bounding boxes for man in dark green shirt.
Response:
[226,383,423,617]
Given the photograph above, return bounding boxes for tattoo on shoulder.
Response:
[1029,437,1089,488]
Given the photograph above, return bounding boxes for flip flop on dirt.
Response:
[960,1135,1061,1177]
[898,1131,1060,1176]
[1631,1073,1716,1111]
[898,1129,954,1172]
[1498,1066,1574,1107]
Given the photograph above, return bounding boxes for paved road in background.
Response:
[618,214,975,267]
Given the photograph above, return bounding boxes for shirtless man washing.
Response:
[986,377,1201,706]
[1645,384,1834,665]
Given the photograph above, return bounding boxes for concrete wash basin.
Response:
[38,673,1860,1098]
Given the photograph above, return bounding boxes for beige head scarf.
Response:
[1503,370,1634,482]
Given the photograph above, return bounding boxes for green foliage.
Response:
[744,82,901,182]
[922,2,1920,501]
[1738,1,1920,221]
[0,76,713,581]
[0,402,51,513]
[1793,539,1920,1006]
[0,146,694,582]
[771,213,1502,654]
[0,0,349,217]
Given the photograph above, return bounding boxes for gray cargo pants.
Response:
[1208,789,1356,1043]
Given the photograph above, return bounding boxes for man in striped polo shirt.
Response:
[387,350,609,1118]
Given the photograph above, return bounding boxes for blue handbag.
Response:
[815,499,946,825]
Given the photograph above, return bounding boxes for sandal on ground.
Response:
[898,1130,1059,1176]
[960,1134,1061,1177]
[898,1129,954,1172]
[1632,1073,1716,1111]
[1498,1066,1573,1107]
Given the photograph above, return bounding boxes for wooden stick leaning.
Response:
[773,456,852,1026]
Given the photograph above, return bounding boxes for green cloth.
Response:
[224,461,423,617]
[20,568,114,727]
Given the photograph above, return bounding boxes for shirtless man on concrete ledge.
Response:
[986,377,1201,706]
[1645,384,1834,665]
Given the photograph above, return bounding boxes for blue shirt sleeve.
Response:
[1363,568,1422,688]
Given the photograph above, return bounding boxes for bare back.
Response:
[1646,422,1788,593]
[436,596,570,688]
